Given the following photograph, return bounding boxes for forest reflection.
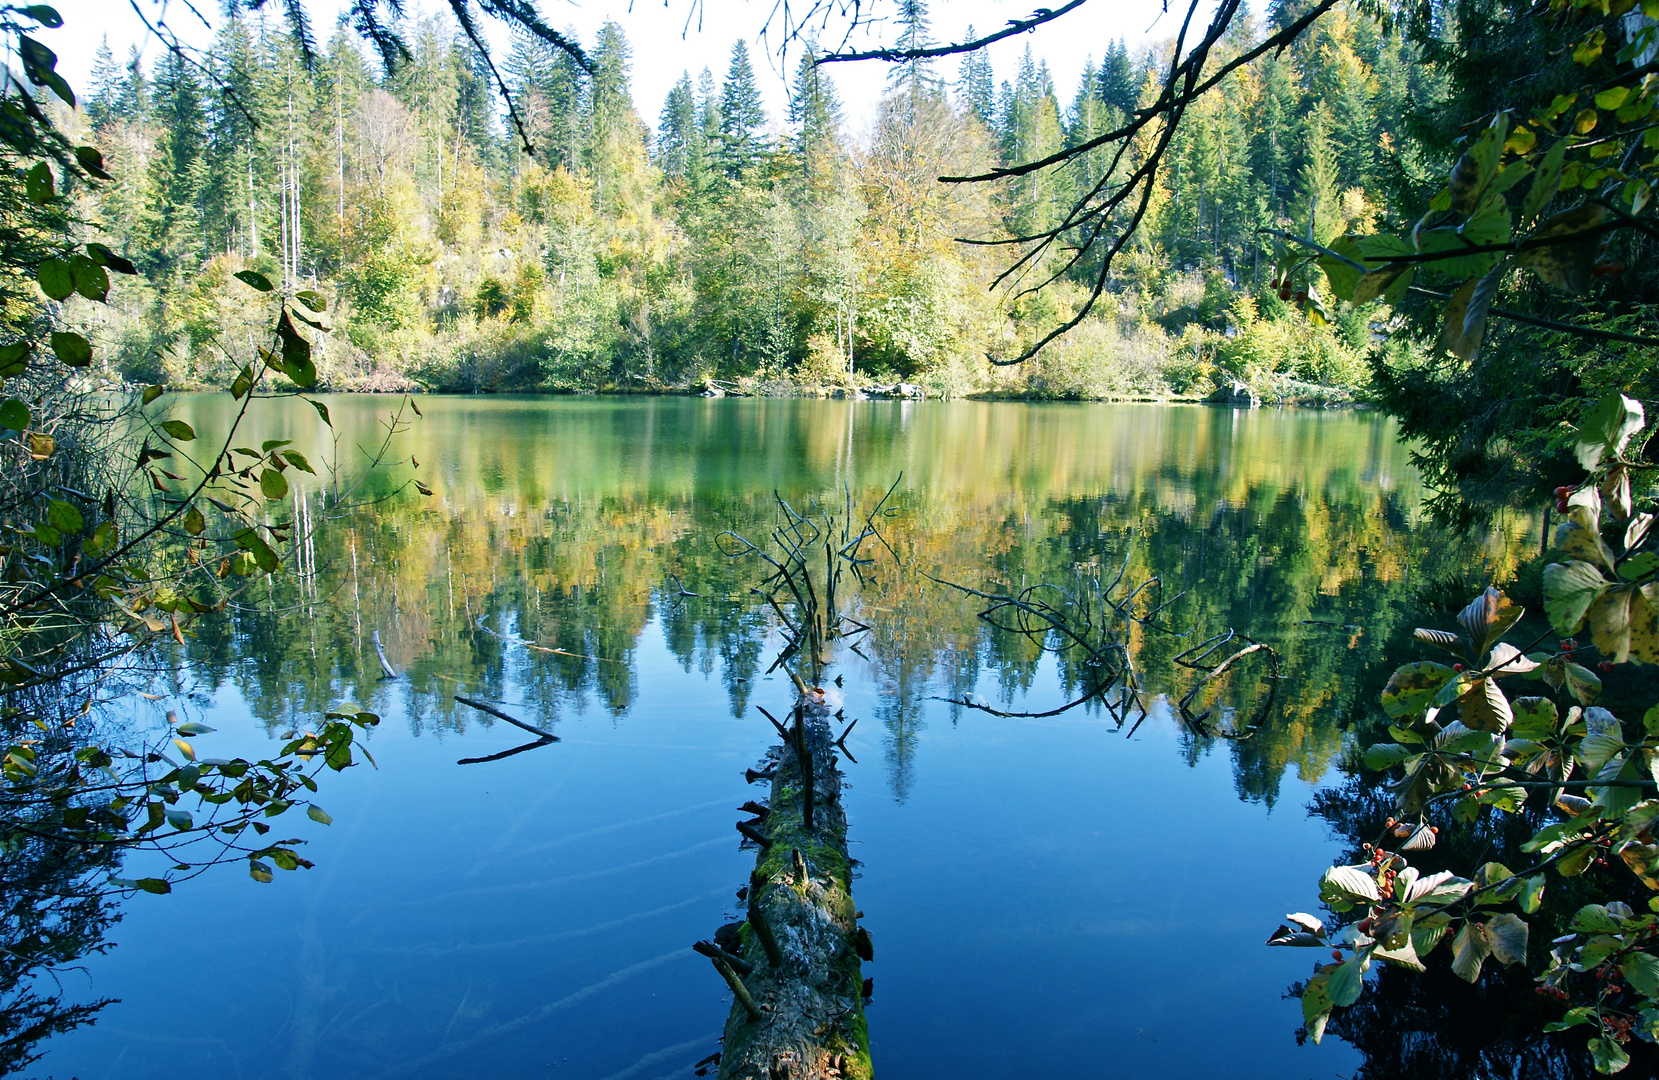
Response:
[163,396,1529,806]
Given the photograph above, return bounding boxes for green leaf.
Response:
[45,499,82,535]
[1545,561,1612,633]
[0,341,30,378]
[282,450,314,473]
[85,242,137,275]
[1301,965,1336,1040]
[69,255,108,301]
[1451,921,1491,982]
[1619,552,1659,582]
[1382,661,1459,719]
[24,161,51,204]
[1545,1006,1595,1032]
[160,420,195,442]
[1321,864,1381,903]
[1363,743,1413,771]
[1518,874,1546,914]
[37,257,72,300]
[74,144,111,180]
[1511,697,1559,740]
[230,365,253,400]
[1565,661,1603,705]
[183,506,205,536]
[233,528,281,573]
[306,398,331,427]
[133,877,170,894]
[260,468,289,500]
[235,270,274,292]
[1326,955,1365,1007]
[295,290,327,312]
[22,7,63,29]
[1523,139,1569,222]
[1482,913,1528,964]
[306,804,332,825]
[0,399,29,430]
[49,331,90,367]
[1319,238,1366,302]
[163,808,192,830]
[249,859,273,883]
[141,384,164,405]
[277,311,316,388]
[1571,904,1626,934]
[1578,393,1646,471]
[1588,1036,1630,1074]
[1620,952,1659,999]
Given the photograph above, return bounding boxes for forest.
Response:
[62,2,1436,402]
[12,0,1659,1076]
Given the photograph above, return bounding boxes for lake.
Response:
[33,396,1524,1079]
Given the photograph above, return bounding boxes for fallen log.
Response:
[710,694,871,1080]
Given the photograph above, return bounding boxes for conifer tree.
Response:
[718,41,766,177]
[788,51,842,177]
[1098,39,1138,116]
[956,27,995,129]
[657,72,697,179]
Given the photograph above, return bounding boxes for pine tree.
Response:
[718,40,766,177]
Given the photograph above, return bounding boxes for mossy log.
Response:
[713,696,871,1080]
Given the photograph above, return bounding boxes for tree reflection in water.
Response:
[12,398,1551,1071]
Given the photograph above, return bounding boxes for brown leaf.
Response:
[1517,203,1606,293]
[1438,279,1481,361]
[1458,587,1524,657]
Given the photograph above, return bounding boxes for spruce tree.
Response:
[657,72,697,179]
[1098,39,1137,116]
[149,49,210,273]
[956,26,995,128]
[87,37,122,128]
[718,40,766,177]
[788,51,842,172]
[887,0,943,121]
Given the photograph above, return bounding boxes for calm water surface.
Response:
[36,397,1516,1079]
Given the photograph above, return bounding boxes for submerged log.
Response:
[714,695,870,1080]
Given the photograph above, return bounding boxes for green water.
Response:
[38,396,1519,1079]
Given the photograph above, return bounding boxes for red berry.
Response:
[1294,289,1308,302]
[1278,286,1292,301]
[1556,498,1570,513]
[1331,949,1343,961]
[1453,663,1464,672]
[1554,485,1570,497]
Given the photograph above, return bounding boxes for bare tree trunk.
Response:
[715,693,870,1080]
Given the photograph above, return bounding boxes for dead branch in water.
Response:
[1172,630,1281,740]
[453,695,556,740]
[372,630,398,679]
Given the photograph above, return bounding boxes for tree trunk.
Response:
[715,693,871,1080]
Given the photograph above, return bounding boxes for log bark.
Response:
[714,694,871,1080]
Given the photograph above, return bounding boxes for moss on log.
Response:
[714,696,871,1080]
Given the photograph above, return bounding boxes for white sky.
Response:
[50,0,1189,138]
